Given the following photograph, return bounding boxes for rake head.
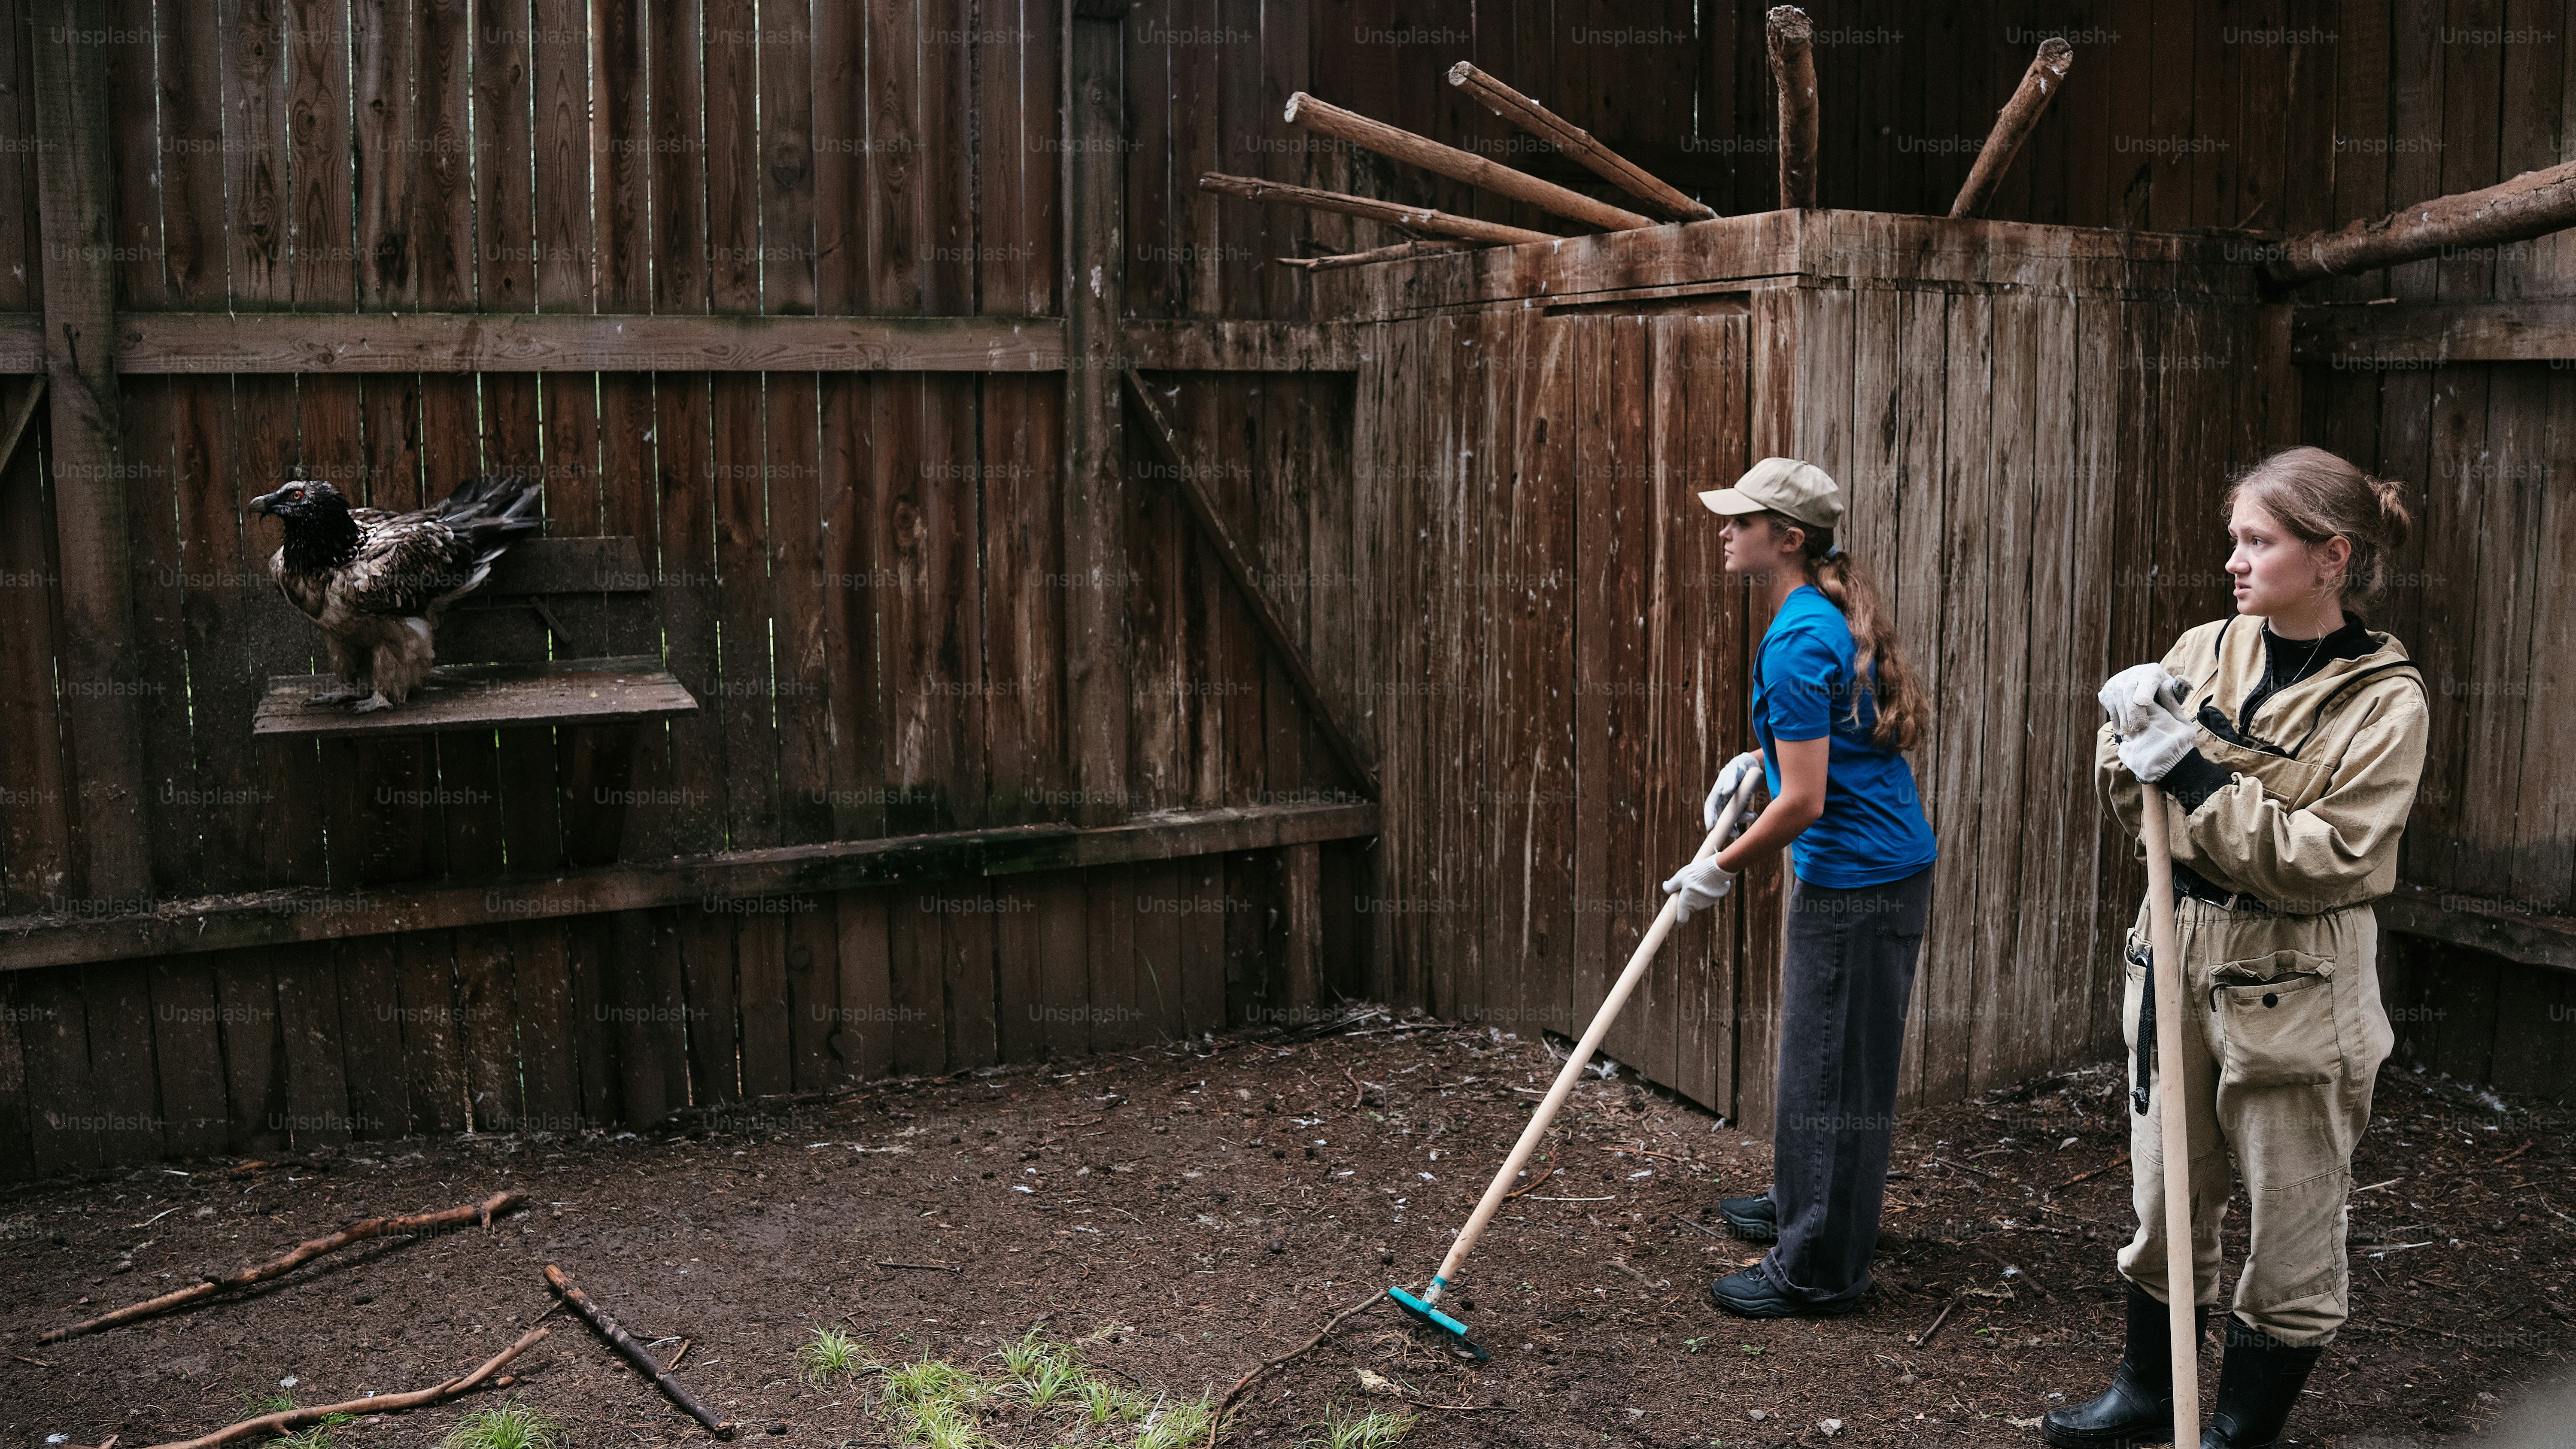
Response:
[1385,1286,1490,1361]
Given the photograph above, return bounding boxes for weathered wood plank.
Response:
[0,801,1384,971]
[252,657,699,738]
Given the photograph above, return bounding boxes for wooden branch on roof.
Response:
[1198,173,1556,246]
[2266,158,2576,286]
[1767,6,1820,209]
[1282,92,1654,231]
[1277,240,1476,271]
[1950,38,2075,220]
[1444,64,1716,222]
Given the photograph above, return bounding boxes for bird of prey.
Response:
[249,474,544,712]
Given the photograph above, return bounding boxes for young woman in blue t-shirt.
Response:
[1661,456,1940,1318]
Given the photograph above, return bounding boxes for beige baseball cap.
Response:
[1698,457,1844,532]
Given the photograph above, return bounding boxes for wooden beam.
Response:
[1281,91,1654,232]
[1275,240,1475,272]
[1063,6,1130,826]
[83,312,1065,373]
[1446,63,1716,222]
[1198,173,1555,247]
[2267,158,2576,286]
[1766,6,1820,209]
[2290,300,2576,363]
[33,0,150,900]
[0,376,44,479]
[2378,883,2576,975]
[1119,319,1362,371]
[0,801,1383,973]
[1120,367,1382,800]
[1950,39,2075,220]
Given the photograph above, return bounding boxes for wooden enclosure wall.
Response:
[0,0,1385,1180]
[1336,216,2291,1124]
[1107,0,2576,1103]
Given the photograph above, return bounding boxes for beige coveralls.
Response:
[2094,614,2428,1347]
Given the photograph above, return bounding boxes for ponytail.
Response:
[1755,510,1928,753]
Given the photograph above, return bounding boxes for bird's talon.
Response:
[350,695,395,714]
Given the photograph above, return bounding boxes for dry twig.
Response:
[39,1191,526,1343]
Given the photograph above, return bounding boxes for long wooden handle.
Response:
[1424,768,1764,1300]
[2138,785,2199,1441]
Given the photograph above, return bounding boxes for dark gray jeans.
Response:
[1761,863,1935,1308]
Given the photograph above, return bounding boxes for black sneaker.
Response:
[1705,1262,1863,1320]
[1719,1193,1778,1242]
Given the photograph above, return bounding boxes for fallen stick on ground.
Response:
[875,1260,958,1272]
[546,1264,734,1440]
[84,1326,547,1449]
[1346,1066,1365,1109]
[39,1190,526,1343]
[1500,1166,1555,1200]
[1206,1287,1383,1448]
[2049,1151,2129,1192]
[1601,1145,1690,1164]
[1911,1300,1956,1347]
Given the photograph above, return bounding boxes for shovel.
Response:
[1388,766,1766,1358]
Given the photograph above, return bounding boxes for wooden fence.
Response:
[0,0,1383,1179]
[1322,213,2293,1124]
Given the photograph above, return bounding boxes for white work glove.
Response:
[1702,750,1767,839]
[1662,855,1736,923]
[2116,696,2199,782]
[2098,663,2190,736]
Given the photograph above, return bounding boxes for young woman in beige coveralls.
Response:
[2045,447,2430,1449]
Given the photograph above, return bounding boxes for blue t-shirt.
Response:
[1752,585,1938,888]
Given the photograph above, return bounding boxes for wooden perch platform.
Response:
[252,656,698,738]
[2266,157,2576,286]
[1282,91,1654,231]
[1199,173,1555,246]
[1768,6,1820,209]
[1447,64,1715,221]
[1951,38,2075,219]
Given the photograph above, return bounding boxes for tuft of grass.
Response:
[799,1325,870,1386]
[1127,1393,1217,1449]
[902,1397,988,1449]
[882,1356,993,1411]
[1297,1406,1417,1449]
[437,1400,565,1449]
[989,1328,1085,1410]
[1079,1376,1145,1426]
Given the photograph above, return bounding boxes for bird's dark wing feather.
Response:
[334,514,486,617]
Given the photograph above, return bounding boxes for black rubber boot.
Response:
[2199,1318,2324,1449]
[2041,1282,2208,1448]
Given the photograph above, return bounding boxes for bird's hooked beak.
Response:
[249,488,283,516]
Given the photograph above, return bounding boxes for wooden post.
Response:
[31,0,150,900]
[1766,6,1819,210]
[1950,39,2075,220]
[1280,841,1320,1015]
[1199,173,1555,246]
[2266,158,2576,286]
[1063,0,1130,826]
[1446,63,1716,222]
[1282,91,1655,232]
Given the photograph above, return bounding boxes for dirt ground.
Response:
[3,1009,2570,1448]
